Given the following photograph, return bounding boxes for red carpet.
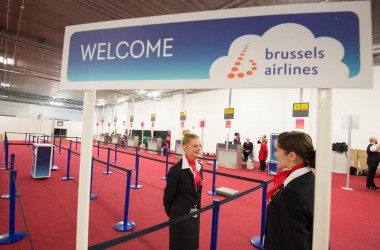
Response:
[0,141,379,250]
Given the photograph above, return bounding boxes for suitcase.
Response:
[247,159,254,170]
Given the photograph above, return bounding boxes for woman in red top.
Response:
[259,138,268,171]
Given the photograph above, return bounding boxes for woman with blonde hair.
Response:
[164,133,203,250]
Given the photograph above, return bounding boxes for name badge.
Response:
[190,207,198,218]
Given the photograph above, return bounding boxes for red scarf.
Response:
[267,163,305,201]
[185,154,202,188]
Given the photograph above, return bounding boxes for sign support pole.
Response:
[76,90,95,250]
[313,88,332,250]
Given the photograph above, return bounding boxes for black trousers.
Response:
[366,161,379,188]
[259,160,266,171]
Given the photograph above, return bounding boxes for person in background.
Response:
[243,137,254,162]
[163,133,203,250]
[366,137,380,190]
[257,134,267,144]
[264,131,315,250]
[233,132,241,144]
[258,138,268,171]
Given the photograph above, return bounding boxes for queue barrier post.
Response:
[58,137,62,154]
[112,143,119,163]
[130,153,142,189]
[210,199,221,250]
[102,148,112,174]
[96,141,101,158]
[75,137,78,150]
[115,169,136,232]
[62,149,74,181]
[2,154,21,199]
[51,141,59,170]
[207,159,218,196]
[90,157,97,200]
[162,147,169,180]
[251,181,268,250]
[0,170,27,244]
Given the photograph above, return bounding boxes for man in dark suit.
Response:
[366,137,380,190]
[243,137,253,161]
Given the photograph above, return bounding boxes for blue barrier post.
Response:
[46,135,50,144]
[130,153,142,189]
[251,181,268,249]
[112,143,119,163]
[32,135,35,144]
[90,157,97,200]
[0,170,27,244]
[28,134,31,147]
[132,147,138,170]
[161,147,169,180]
[96,141,101,158]
[58,137,62,154]
[115,169,136,231]
[43,134,46,143]
[69,140,72,152]
[62,149,74,180]
[102,148,112,174]
[75,137,78,150]
[207,159,218,196]
[4,138,9,170]
[2,154,20,199]
[24,133,27,144]
[210,199,221,250]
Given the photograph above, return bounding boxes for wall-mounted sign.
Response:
[100,117,104,123]
[130,122,133,128]
[130,115,134,122]
[293,102,309,117]
[61,2,371,90]
[200,120,205,128]
[180,121,185,128]
[107,123,111,127]
[114,116,117,122]
[224,108,234,120]
[141,122,144,127]
[180,112,186,121]
[57,121,64,126]
[226,120,231,128]
[151,114,156,121]
[152,122,155,127]
[96,122,99,126]
[296,119,305,129]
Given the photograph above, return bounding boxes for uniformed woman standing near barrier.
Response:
[264,131,315,250]
[163,132,203,250]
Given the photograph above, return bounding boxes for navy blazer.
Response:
[163,159,203,250]
[264,171,315,250]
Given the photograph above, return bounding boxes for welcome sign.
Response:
[60,1,372,90]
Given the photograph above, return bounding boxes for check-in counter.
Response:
[99,133,109,143]
[127,136,139,147]
[147,138,162,155]
[216,143,242,170]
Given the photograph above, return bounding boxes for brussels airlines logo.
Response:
[210,23,349,81]
[226,43,258,79]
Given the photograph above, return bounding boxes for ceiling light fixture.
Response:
[0,56,15,66]
[147,91,161,97]
[118,97,128,102]
[135,89,147,95]
[0,82,11,87]
[49,101,64,106]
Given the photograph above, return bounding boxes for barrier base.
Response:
[342,187,354,191]
[102,171,113,174]
[251,236,264,249]
[112,161,119,163]
[1,193,21,199]
[90,194,97,200]
[115,221,136,232]
[51,165,59,170]
[0,231,27,244]
[161,176,167,180]
[207,191,218,196]
[61,177,74,181]
[95,155,101,158]
[130,185,142,189]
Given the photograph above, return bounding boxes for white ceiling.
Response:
[0,0,379,110]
